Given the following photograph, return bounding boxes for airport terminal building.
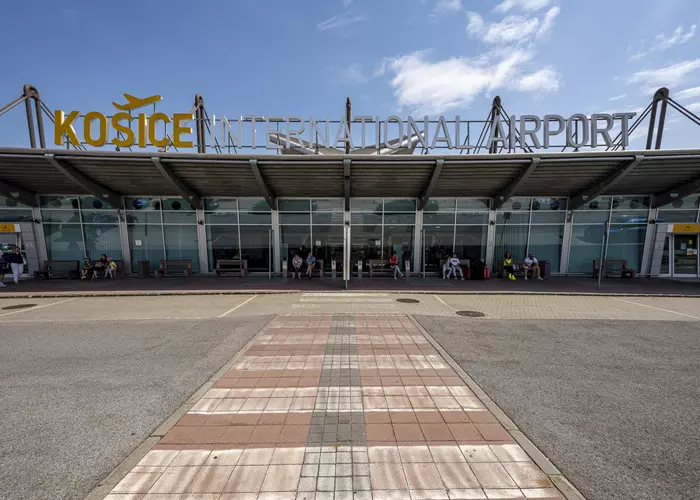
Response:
[1,87,699,279]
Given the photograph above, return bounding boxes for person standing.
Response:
[7,246,25,284]
[389,252,403,279]
[0,251,7,287]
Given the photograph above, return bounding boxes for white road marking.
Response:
[302,293,389,297]
[611,297,700,320]
[218,296,257,317]
[0,298,78,318]
[433,295,457,311]
[300,298,393,303]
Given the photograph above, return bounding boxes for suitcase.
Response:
[484,266,491,280]
[471,261,485,281]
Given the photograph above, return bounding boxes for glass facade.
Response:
[423,198,489,274]
[351,199,415,266]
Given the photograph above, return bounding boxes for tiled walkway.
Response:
[106,315,564,500]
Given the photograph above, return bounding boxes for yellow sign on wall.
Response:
[0,224,18,233]
[673,223,699,233]
[53,94,195,149]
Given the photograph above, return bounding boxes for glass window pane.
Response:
[162,197,195,211]
[280,225,312,262]
[498,197,530,212]
[351,213,382,225]
[496,213,530,224]
[238,212,272,224]
[572,211,610,224]
[205,212,238,224]
[351,225,382,262]
[660,194,700,210]
[528,225,564,273]
[0,209,33,223]
[240,225,272,272]
[164,225,200,271]
[658,210,699,223]
[457,199,490,210]
[423,225,455,274]
[384,225,414,264]
[126,211,162,224]
[0,194,31,208]
[40,196,79,210]
[351,199,383,212]
[312,213,344,225]
[613,196,650,210]
[607,224,646,272]
[83,224,122,261]
[128,223,164,273]
[456,212,489,225]
[79,196,115,210]
[530,212,567,224]
[162,211,197,224]
[495,225,529,264]
[81,210,120,224]
[204,198,237,211]
[313,225,344,271]
[424,198,455,212]
[43,223,84,260]
[207,225,239,271]
[125,197,160,211]
[384,199,416,212]
[279,200,311,212]
[455,226,487,261]
[41,209,81,223]
[660,236,670,274]
[610,210,649,224]
[238,198,271,212]
[384,213,415,225]
[423,213,455,225]
[312,199,344,212]
[568,224,603,273]
[580,196,612,211]
[531,197,567,211]
[280,213,311,225]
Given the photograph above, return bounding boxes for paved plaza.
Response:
[0,292,697,500]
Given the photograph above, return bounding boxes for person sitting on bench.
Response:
[306,252,316,280]
[292,253,303,279]
[524,253,544,281]
[105,258,118,279]
[503,252,516,281]
[389,252,403,279]
[448,253,465,280]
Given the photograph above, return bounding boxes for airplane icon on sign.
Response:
[112,94,162,111]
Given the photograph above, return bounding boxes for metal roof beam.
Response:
[45,153,123,209]
[653,173,700,208]
[343,158,351,212]
[492,157,541,209]
[569,155,644,211]
[0,179,37,207]
[418,159,444,210]
[249,159,277,210]
[151,157,202,210]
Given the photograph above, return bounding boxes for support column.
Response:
[560,211,574,275]
[485,209,496,269]
[413,210,423,275]
[196,208,209,274]
[272,209,281,274]
[31,206,48,264]
[640,207,659,277]
[118,207,132,274]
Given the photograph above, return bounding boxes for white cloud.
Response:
[629,25,696,61]
[383,50,559,114]
[627,59,700,89]
[676,86,700,100]
[435,0,462,13]
[467,6,558,45]
[609,94,628,101]
[342,0,353,7]
[331,63,369,85]
[687,102,700,113]
[495,0,552,13]
[317,12,365,31]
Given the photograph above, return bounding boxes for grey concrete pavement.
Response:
[0,314,272,500]
[415,315,700,500]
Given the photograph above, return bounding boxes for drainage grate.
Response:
[2,304,37,310]
[397,298,420,304]
[456,310,485,317]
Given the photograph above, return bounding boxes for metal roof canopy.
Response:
[1,148,700,207]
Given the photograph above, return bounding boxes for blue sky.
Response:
[1,0,699,150]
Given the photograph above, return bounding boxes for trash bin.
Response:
[137,260,150,278]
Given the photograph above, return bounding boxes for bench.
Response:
[368,259,412,278]
[439,259,471,279]
[35,260,80,280]
[155,259,193,278]
[500,260,550,279]
[593,260,636,278]
[214,259,248,277]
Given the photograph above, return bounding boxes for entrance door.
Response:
[673,234,698,276]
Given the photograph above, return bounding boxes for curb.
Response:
[407,314,588,500]
[83,314,279,500]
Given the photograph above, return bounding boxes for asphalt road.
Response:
[0,315,272,500]
[416,316,700,500]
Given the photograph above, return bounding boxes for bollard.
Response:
[357,260,363,281]
[405,260,411,280]
[282,260,288,279]
[331,260,337,279]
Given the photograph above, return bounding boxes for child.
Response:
[81,258,91,280]
[306,252,316,280]
[389,252,403,279]
[105,258,118,279]
[292,253,302,280]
